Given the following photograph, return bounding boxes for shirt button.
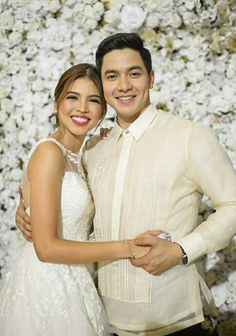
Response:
[124,130,129,134]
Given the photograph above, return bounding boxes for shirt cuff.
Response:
[176,232,208,264]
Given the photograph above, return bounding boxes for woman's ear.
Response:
[53,104,59,126]
[54,104,57,116]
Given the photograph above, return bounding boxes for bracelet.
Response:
[124,239,136,259]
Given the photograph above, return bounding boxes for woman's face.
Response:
[57,77,104,138]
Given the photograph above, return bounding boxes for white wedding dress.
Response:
[0,138,111,336]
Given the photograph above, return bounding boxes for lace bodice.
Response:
[59,172,94,240]
[21,138,95,242]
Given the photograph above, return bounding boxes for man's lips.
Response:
[116,95,136,104]
[71,115,90,126]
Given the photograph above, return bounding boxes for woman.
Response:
[0,64,149,336]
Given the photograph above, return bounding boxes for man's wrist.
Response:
[173,242,188,265]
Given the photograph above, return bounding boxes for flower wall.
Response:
[0,0,235,333]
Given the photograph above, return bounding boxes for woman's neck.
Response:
[51,130,85,154]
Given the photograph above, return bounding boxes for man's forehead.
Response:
[101,49,145,72]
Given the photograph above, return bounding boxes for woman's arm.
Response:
[28,142,147,264]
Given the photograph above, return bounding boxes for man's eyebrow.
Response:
[128,66,143,71]
[104,69,117,75]
[104,66,143,75]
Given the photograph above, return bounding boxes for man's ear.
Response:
[149,69,155,89]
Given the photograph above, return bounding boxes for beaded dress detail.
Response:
[0,138,111,336]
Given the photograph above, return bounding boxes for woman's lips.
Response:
[71,116,90,126]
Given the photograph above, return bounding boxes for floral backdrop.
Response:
[0,0,236,334]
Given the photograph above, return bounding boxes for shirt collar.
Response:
[111,104,158,141]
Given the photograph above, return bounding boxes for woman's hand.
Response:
[100,127,112,139]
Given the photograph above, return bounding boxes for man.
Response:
[16,33,236,335]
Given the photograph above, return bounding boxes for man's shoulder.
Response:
[84,135,102,151]
[84,133,111,155]
[158,111,212,134]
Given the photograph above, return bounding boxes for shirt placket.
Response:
[111,130,133,240]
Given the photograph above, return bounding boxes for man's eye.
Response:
[107,74,117,80]
[130,72,141,77]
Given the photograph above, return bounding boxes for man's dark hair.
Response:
[95,33,152,75]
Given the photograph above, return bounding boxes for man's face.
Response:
[101,48,154,128]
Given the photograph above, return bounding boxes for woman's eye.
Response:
[67,95,78,100]
[89,98,101,104]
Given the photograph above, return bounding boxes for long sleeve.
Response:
[177,124,236,263]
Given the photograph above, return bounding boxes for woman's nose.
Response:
[76,101,88,113]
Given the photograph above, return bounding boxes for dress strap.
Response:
[24,138,66,169]
[24,138,86,181]
[43,138,68,155]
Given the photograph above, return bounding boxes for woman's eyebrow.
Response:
[67,91,79,95]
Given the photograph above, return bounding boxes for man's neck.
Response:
[116,104,151,129]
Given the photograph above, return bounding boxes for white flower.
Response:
[17,129,32,144]
[170,13,182,28]
[47,0,61,12]
[181,10,199,27]
[226,137,236,151]
[27,29,42,44]
[14,6,37,24]
[12,74,28,91]
[120,4,147,30]
[1,98,14,114]
[14,0,31,6]
[148,0,174,12]
[8,31,22,47]
[0,76,12,99]
[60,6,74,20]
[205,253,221,272]
[31,79,45,92]
[32,92,49,108]
[71,30,86,48]
[41,20,72,52]
[226,54,236,78]
[10,168,22,181]
[93,2,104,17]
[63,0,77,5]
[211,283,228,307]
[146,13,161,29]
[0,10,14,29]
[35,52,67,81]
[228,270,236,287]
[72,1,104,31]
[184,0,195,11]
[24,44,39,59]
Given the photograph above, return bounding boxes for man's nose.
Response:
[118,75,132,92]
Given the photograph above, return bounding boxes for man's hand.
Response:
[15,187,32,242]
[130,230,183,275]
